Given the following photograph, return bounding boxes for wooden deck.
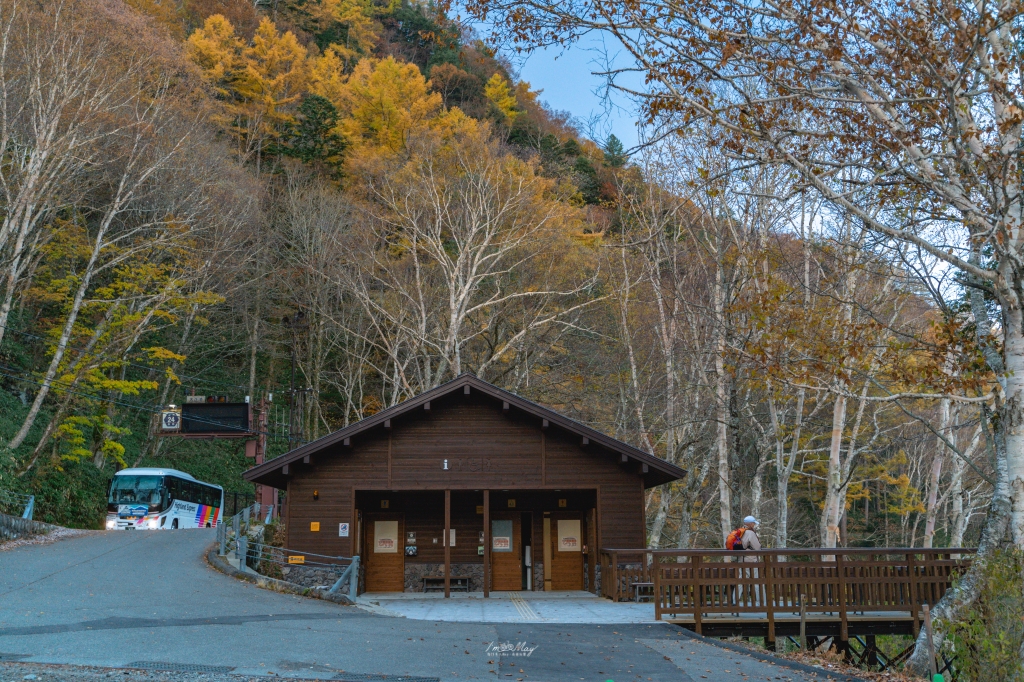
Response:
[600,548,974,646]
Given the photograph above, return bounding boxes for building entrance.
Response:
[364,513,405,592]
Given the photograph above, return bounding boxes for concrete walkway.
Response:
[0,530,834,681]
[359,591,658,623]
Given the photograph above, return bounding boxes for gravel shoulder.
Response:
[0,526,95,552]
[0,661,317,682]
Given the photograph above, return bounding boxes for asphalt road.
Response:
[0,530,823,681]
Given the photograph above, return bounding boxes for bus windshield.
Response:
[108,475,166,508]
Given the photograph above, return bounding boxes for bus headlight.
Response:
[148,518,158,529]
[106,519,116,530]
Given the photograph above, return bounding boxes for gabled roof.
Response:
[243,373,686,488]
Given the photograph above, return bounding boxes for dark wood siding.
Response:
[284,393,647,555]
[544,428,645,549]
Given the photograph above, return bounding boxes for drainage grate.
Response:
[331,671,436,675]
[0,653,30,661]
[126,662,236,673]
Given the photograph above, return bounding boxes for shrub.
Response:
[945,549,1024,682]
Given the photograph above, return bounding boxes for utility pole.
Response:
[253,397,275,513]
[284,311,309,451]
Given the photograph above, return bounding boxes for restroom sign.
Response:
[339,523,349,537]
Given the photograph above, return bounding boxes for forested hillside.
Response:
[0,0,993,564]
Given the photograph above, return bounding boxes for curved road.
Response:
[0,530,823,681]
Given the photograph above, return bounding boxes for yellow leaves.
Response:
[238,17,309,111]
[143,346,186,363]
[57,413,130,467]
[329,57,442,153]
[187,15,245,98]
[310,48,349,106]
[321,0,380,61]
[484,73,519,123]
[188,15,309,136]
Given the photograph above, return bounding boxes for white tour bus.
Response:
[106,468,224,530]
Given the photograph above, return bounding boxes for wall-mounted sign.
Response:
[492,519,512,552]
[186,395,207,404]
[310,522,320,532]
[558,498,567,508]
[476,505,484,514]
[338,523,350,537]
[405,545,418,556]
[478,546,484,556]
[380,499,389,509]
[288,555,305,564]
[449,529,456,546]
[406,531,416,544]
[507,499,516,508]
[558,519,581,552]
[160,410,181,432]
[374,520,398,553]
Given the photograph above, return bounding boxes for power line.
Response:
[0,321,286,394]
[0,363,284,439]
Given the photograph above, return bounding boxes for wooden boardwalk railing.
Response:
[601,548,974,642]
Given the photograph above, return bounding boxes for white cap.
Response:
[743,516,758,524]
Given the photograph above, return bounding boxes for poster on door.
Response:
[557,519,581,551]
[374,520,399,553]
[491,519,512,552]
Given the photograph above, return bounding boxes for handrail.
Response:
[0,489,34,520]
[602,547,979,556]
[329,555,360,601]
[600,547,977,639]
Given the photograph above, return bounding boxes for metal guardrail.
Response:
[0,488,33,520]
[215,502,359,601]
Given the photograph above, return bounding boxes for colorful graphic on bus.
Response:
[194,504,218,527]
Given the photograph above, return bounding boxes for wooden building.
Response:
[243,374,685,596]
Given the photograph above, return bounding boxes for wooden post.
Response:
[483,490,490,598]
[610,551,619,601]
[444,489,451,598]
[764,553,776,650]
[693,554,703,636]
[924,603,937,678]
[799,596,807,650]
[908,551,919,635]
[652,551,661,619]
[836,552,849,657]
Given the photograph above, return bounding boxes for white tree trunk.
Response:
[820,392,847,548]
[1002,305,1024,546]
[923,396,951,548]
[714,257,732,544]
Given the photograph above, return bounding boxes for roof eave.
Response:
[242,374,686,486]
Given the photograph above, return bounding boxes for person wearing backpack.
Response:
[725,516,762,607]
[739,516,762,553]
[724,516,762,552]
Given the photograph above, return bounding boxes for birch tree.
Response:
[461,0,1022,663]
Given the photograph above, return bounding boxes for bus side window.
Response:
[167,478,178,502]
[205,486,216,508]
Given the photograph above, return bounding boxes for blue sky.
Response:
[460,17,646,150]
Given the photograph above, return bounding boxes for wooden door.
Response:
[549,513,584,590]
[490,513,521,591]
[364,513,405,592]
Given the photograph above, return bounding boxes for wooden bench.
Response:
[632,581,654,602]
[423,577,470,592]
